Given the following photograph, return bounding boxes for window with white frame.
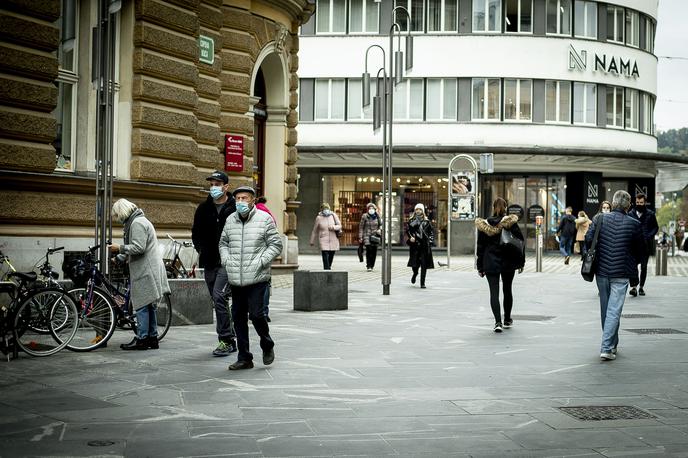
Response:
[625,88,639,130]
[504,79,531,121]
[643,19,655,53]
[316,0,346,34]
[426,78,457,120]
[573,82,596,125]
[606,6,624,43]
[428,0,458,32]
[642,93,654,134]
[545,80,570,123]
[395,0,425,32]
[350,0,379,33]
[546,0,571,35]
[347,78,375,120]
[315,79,346,120]
[625,9,639,47]
[473,0,502,33]
[505,0,532,33]
[394,79,424,120]
[472,78,500,120]
[606,86,624,128]
[54,0,79,171]
[574,1,596,39]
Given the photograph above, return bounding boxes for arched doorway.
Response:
[253,68,267,198]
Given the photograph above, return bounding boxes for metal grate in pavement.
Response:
[558,405,655,421]
[510,314,555,321]
[624,328,686,335]
[621,313,663,318]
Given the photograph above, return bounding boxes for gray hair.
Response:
[111,198,138,222]
[611,190,632,211]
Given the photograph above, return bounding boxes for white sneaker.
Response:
[600,352,616,361]
[366,268,372,272]
[494,322,503,333]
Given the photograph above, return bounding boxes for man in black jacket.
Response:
[586,190,643,361]
[192,171,237,356]
[557,207,577,265]
[628,193,659,297]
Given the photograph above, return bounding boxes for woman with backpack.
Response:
[310,203,341,270]
[476,197,525,333]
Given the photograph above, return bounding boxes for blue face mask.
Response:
[236,201,250,215]
[322,209,331,216]
[209,186,224,200]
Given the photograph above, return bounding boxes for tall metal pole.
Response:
[382,26,396,296]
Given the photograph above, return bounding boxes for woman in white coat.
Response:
[310,203,341,270]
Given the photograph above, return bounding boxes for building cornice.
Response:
[296,145,688,165]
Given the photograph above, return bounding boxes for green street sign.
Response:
[199,35,214,65]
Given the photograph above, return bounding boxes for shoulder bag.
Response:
[330,214,343,238]
[500,226,524,255]
[581,216,603,282]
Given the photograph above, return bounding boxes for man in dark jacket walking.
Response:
[586,190,643,361]
[628,193,659,297]
[557,206,577,264]
[192,170,237,356]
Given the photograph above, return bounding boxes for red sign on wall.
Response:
[225,134,244,172]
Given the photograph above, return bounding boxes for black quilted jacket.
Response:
[586,209,643,280]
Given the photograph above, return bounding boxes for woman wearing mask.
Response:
[406,203,434,288]
[359,203,382,272]
[476,197,525,333]
[310,203,341,270]
[109,199,170,350]
[575,211,592,260]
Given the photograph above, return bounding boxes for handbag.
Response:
[500,227,524,255]
[369,234,381,245]
[581,216,603,282]
[330,215,343,238]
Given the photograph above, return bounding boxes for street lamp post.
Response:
[362,6,413,296]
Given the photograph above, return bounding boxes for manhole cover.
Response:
[558,406,655,421]
[624,328,686,335]
[622,314,663,318]
[87,440,115,447]
[510,315,554,321]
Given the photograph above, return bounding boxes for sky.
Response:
[654,0,688,132]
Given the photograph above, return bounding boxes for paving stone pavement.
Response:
[1,263,687,457]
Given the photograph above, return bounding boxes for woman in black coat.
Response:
[407,203,434,288]
[475,197,525,332]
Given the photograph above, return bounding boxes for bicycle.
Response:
[0,247,79,360]
[164,234,196,279]
[64,245,172,352]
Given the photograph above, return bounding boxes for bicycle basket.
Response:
[63,257,90,287]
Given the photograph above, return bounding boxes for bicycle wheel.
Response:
[155,293,172,341]
[14,288,78,356]
[66,287,116,351]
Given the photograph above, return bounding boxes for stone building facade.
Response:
[0,0,313,270]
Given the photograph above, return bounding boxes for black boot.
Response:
[147,336,159,349]
[121,338,148,350]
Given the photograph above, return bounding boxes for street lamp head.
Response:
[394,50,404,84]
[373,95,382,131]
[405,35,413,71]
[362,72,371,107]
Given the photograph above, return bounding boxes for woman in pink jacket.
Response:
[310,203,341,270]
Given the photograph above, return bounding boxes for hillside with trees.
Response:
[658,128,688,155]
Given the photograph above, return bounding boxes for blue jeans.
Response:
[559,235,574,257]
[136,303,158,339]
[596,276,629,353]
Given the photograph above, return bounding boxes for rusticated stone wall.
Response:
[0,0,59,173]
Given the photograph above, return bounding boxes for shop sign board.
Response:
[508,204,524,221]
[199,35,214,65]
[224,134,243,172]
[528,205,545,223]
[450,170,476,221]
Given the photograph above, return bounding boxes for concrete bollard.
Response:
[293,270,348,312]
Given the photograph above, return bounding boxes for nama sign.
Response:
[568,44,640,78]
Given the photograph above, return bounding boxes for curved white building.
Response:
[295,0,674,253]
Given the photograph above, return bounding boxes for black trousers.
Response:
[411,266,427,286]
[485,270,515,324]
[638,255,649,288]
[230,281,273,363]
[365,245,378,269]
[321,250,335,270]
[204,266,235,342]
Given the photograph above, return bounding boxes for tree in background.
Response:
[657,197,683,229]
[657,128,688,155]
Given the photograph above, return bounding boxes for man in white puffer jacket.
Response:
[219,186,283,370]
